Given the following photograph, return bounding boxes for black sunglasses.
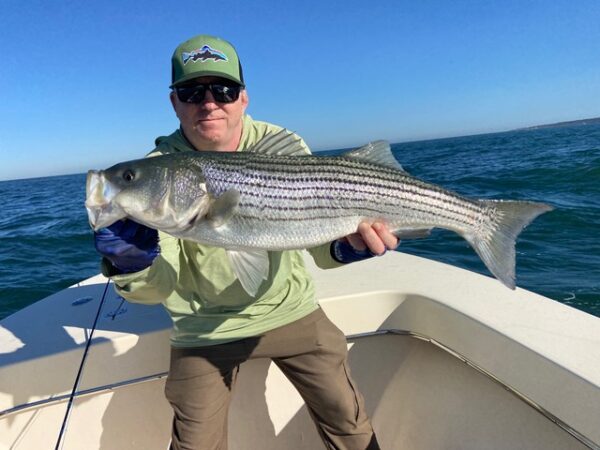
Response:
[175,83,242,104]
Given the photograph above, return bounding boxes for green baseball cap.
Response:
[170,34,245,88]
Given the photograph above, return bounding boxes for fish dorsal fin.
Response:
[250,129,308,156]
[207,189,240,227]
[342,141,405,172]
[226,249,269,296]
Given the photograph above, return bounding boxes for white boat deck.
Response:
[1,252,599,449]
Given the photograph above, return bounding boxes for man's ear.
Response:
[240,89,249,110]
[169,90,177,111]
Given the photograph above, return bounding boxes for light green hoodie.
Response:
[105,115,343,347]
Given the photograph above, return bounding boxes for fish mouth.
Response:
[85,170,125,230]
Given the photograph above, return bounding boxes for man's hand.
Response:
[345,222,399,255]
[331,222,399,264]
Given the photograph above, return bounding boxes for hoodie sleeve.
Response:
[105,231,180,304]
[306,242,345,269]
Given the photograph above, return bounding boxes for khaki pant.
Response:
[165,308,379,450]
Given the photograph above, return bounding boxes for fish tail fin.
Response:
[463,200,553,290]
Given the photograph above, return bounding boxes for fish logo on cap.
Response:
[182,45,228,64]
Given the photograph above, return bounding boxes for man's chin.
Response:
[193,121,223,135]
[189,125,225,148]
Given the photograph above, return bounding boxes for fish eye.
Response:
[122,169,135,182]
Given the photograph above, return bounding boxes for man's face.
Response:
[170,76,248,151]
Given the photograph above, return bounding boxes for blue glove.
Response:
[94,220,159,274]
[331,239,379,264]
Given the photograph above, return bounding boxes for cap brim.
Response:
[170,71,244,88]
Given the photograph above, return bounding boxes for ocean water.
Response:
[0,125,599,320]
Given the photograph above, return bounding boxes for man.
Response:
[95,34,398,450]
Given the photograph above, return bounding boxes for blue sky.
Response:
[1,0,599,180]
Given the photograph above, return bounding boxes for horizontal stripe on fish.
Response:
[200,168,483,224]
[234,198,482,225]
[232,187,481,221]
[234,189,481,223]
[201,165,482,215]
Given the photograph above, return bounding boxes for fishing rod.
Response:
[54,279,111,450]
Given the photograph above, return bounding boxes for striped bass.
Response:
[85,130,553,295]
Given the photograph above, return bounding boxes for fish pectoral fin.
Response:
[207,189,240,227]
[342,141,407,172]
[226,249,269,297]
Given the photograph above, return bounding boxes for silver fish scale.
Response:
[181,153,487,250]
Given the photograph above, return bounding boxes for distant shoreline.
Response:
[515,117,600,131]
